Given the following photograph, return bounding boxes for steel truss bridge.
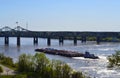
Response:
[0,26,120,46]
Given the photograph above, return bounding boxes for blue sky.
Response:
[0,0,120,31]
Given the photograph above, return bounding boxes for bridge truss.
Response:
[0,26,30,32]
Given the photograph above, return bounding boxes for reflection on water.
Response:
[0,38,120,78]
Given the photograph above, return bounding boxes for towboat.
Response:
[84,51,99,59]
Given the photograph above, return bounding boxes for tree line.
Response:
[0,53,86,78]
[18,53,86,78]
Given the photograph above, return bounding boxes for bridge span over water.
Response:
[0,26,120,46]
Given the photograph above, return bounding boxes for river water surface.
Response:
[0,37,120,78]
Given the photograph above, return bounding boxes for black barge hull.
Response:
[35,48,84,57]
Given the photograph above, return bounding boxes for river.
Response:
[0,37,120,78]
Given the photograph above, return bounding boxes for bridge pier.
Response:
[17,37,20,46]
[81,36,86,43]
[96,36,100,44]
[59,37,64,45]
[5,37,9,45]
[74,37,77,45]
[33,37,38,44]
[47,37,51,46]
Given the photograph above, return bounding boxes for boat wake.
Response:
[72,55,106,61]
[98,55,108,61]
[72,55,116,78]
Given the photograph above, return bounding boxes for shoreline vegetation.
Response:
[0,53,87,78]
[0,53,17,70]
[52,37,120,42]
[107,51,120,68]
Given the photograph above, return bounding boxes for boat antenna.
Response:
[16,21,18,27]
[26,22,28,29]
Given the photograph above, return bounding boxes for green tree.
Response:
[2,57,14,66]
[33,53,49,78]
[0,53,4,60]
[52,60,63,78]
[0,66,3,74]
[18,54,34,72]
[62,64,72,78]
[72,71,85,78]
[108,51,120,68]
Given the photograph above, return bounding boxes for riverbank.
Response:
[0,64,15,75]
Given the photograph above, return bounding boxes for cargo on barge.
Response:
[35,48,99,59]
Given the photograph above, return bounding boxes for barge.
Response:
[35,48,99,59]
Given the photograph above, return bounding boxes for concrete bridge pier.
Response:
[96,36,100,44]
[74,37,77,45]
[59,37,64,45]
[17,37,20,46]
[47,37,51,46]
[5,37,9,45]
[81,36,86,43]
[33,37,38,44]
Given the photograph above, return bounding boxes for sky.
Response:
[0,0,120,31]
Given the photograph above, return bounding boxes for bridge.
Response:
[0,26,120,46]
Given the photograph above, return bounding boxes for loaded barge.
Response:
[35,48,99,59]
